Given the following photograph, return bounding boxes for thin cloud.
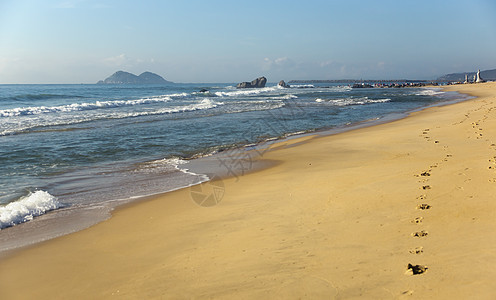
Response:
[55,0,85,9]
[102,54,130,67]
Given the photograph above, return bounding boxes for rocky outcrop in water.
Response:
[352,83,373,88]
[97,71,172,84]
[236,76,267,88]
[278,80,290,88]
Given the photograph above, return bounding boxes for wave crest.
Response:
[0,99,224,136]
[0,191,61,229]
[316,97,391,106]
[415,89,444,96]
[0,93,189,117]
[214,87,278,97]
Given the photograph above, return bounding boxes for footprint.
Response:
[422,185,431,190]
[409,247,424,254]
[411,217,424,224]
[406,264,428,275]
[401,290,414,296]
[416,204,431,210]
[414,171,432,178]
[416,194,426,200]
[412,230,428,237]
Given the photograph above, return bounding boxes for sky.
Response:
[0,0,495,83]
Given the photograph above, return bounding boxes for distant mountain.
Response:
[437,68,496,82]
[97,71,172,84]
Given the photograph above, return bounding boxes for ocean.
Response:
[0,82,470,251]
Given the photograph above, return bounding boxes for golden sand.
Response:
[1,83,496,299]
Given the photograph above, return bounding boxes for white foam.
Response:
[127,98,223,117]
[214,87,278,97]
[0,191,61,229]
[271,94,298,100]
[415,89,444,96]
[333,86,353,92]
[317,97,391,106]
[291,84,315,88]
[140,157,210,181]
[0,99,224,136]
[0,93,189,117]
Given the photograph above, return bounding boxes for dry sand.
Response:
[1,82,496,299]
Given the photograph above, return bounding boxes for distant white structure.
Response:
[475,69,485,83]
[464,74,469,84]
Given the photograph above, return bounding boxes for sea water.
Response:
[0,82,470,251]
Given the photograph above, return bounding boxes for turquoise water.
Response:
[0,82,466,235]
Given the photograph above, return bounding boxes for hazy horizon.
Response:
[1,0,495,84]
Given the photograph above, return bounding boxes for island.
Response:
[97,71,172,84]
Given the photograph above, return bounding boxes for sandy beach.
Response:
[1,82,496,299]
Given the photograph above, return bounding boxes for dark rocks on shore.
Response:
[352,83,373,88]
[278,80,290,88]
[236,76,267,88]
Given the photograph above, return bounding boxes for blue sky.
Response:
[1,0,495,83]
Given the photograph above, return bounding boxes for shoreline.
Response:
[0,86,468,255]
[1,82,496,298]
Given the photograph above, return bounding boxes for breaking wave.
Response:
[123,99,224,118]
[214,87,278,97]
[290,84,315,88]
[316,97,391,106]
[0,99,224,136]
[0,191,62,229]
[271,94,298,100]
[0,93,188,117]
[415,89,444,96]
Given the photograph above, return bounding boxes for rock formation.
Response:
[236,76,267,88]
[352,83,373,88]
[278,80,290,88]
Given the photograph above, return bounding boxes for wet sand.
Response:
[1,82,496,299]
